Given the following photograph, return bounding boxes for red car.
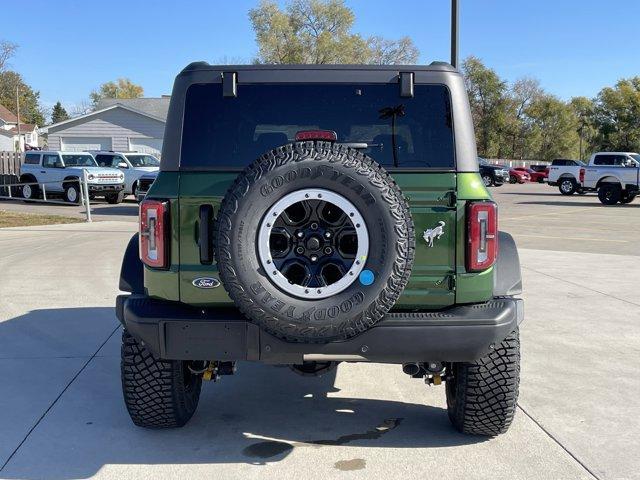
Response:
[509,168,531,184]
[511,167,548,183]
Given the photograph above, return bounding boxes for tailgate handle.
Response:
[198,205,214,265]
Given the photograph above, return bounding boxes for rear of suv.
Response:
[117,64,524,436]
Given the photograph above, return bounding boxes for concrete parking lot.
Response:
[0,183,638,480]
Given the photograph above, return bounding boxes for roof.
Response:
[0,104,18,123]
[97,97,170,121]
[43,103,166,133]
[8,124,36,134]
[180,62,456,74]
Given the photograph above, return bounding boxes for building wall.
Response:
[47,108,165,152]
[0,134,14,150]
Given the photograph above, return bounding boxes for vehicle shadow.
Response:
[90,205,139,216]
[0,307,487,479]
[516,200,640,208]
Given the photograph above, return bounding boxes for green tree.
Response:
[527,94,579,161]
[570,96,597,160]
[0,70,45,125]
[90,78,144,107]
[51,101,69,124]
[502,78,543,159]
[592,77,640,152]
[249,0,419,64]
[461,56,506,157]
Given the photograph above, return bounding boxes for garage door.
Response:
[61,137,111,152]
[129,138,163,157]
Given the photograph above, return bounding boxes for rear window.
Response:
[24,153,40,165]
[180,83,454,170]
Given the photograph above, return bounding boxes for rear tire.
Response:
[21,181,40,201]
[558,178,576,195]
[509,175,517,184]
[121,330,202,428]
[446,329,520,436]
[620,192,635,204]
[598,184,622,205]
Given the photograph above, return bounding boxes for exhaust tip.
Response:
[402,363,421,376]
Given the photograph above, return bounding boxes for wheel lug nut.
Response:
[324,247,332,255]
[324,231,331,238]
[311,255,318,262]
[310,222,318,230]
[296,247,304,254]
[297,231,304,238]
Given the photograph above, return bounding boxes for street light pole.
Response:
[15,85,21,152]
[451,0,459,68]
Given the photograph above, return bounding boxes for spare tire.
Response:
[214,141,415,343]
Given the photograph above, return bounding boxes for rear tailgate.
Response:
[178,171,457,309]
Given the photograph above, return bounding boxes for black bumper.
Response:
[116,295,523,364]
[89,184,123,192]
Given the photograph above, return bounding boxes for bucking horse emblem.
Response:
[423,221,445,247]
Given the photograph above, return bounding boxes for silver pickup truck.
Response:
[581,152,640,205]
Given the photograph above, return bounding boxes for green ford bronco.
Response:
[116,63,523,436]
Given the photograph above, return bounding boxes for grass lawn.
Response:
[0,210,83,228]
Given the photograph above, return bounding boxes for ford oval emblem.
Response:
[192,277,220,289]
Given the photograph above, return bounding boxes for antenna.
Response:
[451,0,459,68]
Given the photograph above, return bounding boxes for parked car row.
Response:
[17,150,160,204]
[478,158,549,187]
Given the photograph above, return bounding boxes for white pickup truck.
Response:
[580,152,640,205]
[20,151,125,203]
[91,151,159,197]
[547,158,588,195]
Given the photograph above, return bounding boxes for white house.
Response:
[42,97,169,157]
[0,104,39,150]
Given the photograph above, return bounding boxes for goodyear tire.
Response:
[214,141,415,343]
[446,329,520,436]
[121,330,202,428]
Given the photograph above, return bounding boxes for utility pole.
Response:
[15,85,21,153]
[451,0,459,68]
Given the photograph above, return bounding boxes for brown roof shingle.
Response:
[0,104,18,123]
[8,124,36,134]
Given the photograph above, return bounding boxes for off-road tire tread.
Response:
[447,329,520,436]
[214,141,415,343]
[121,330,201,428]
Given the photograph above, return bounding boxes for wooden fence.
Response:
[0,151,23,186]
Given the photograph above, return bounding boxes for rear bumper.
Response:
[116,295,524,364]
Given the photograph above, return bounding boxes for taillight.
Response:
[467,202,498,272]
[295,130,337,142]
[139,200,168,268]
[579,168,585,183]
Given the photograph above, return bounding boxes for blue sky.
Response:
[3,0,639,113]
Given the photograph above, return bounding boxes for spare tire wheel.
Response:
[214,141,415,343]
